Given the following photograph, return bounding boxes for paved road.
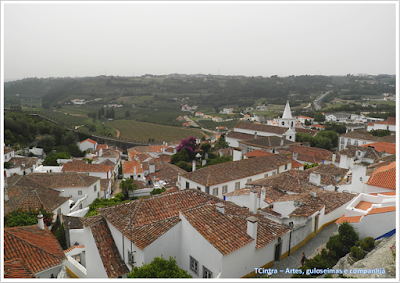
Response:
[267,222,338,278]
[313,91,332,110]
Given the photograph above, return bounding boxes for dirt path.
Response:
[116,129,121,138]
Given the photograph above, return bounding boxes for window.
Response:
[264,173,268,178]
[272,171,276,175]
[94,185,97,192]
[281,121,285,126]
[190,256,198,274]
[203,266,213,278]
[128,250,135,267]
[340,139,344,144]
[347,139,351,145]
[212,187,218,196]
[78,190,82,195]
[285,164,288,170]
[235,182,240,190]
[197,187,201,191]
[247,179,252,183]
[186,182,189,189]
[138,174,141,178]
[97,192,100,198]
[79,204,82,209]
[354,140,358,146]
[222,185,227,194]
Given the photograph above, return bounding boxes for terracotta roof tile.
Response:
[328,145,382,163]
[97,144,108,150]
[8,157,39,169]
[339,130,396,143]
[295,128,318,136]
[80,216,129,277]
[367,206,396,215]
[239,136,299,149]
[289,164,349,186]
[5,175,71,215]
[285,145,333,164]
[62,160,111,173]
[80,138,97,145]
[335,215,363,224]
[4,259,35,278]
[26,172,100,188]
[183,154,290,187]
[226,131,258,141]
[243,149,274,158]
[4,226,66,274]
[62,215,84,229]
[147,162,186,186]
[359,142,396,155]
[366,162,396,190]
[64,245,85,253]
[234,121,288,135]
[123,160,144,174]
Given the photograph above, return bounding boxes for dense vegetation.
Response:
[5,206,54,227]
[127,256,192,278]
[296,130,339,150]
[84,193,130,217]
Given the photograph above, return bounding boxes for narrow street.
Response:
[266,222,338,278]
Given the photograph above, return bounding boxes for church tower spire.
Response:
[278,100,295,129]
[282,100,292,119]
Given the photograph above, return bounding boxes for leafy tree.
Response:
[85,193,127,217]
[176,161,192,172]
[5,206,54,227]
[296,132,313,143]
[315,130,338,148]
[61,131,77,146]
[326,222,359,259]
[176,136,198,160]
[120,178,138,200]
[304,119,312,126]
[150,187,167,195]
[324,122,347,134]
[214,134,229,150]
[37,134,56,154]
[314,112,325,123]
[369,129,391,137]
[127,256,192,278]
[312,135,333,150]
[4,162,12,169]
[84,120,96,132]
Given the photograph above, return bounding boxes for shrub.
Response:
[358,241,370,252]
[150,187,167,195]
[350,246,365,261]
[364,237,375,251]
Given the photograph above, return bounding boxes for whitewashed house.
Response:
[78,138,98,152]
[338,130,395,151]
[179,154,292,198]
[4,157,40,177]
[366,117,396,132]
[62,160,113,180]
[4,146,15,162]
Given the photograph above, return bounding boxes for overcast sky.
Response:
[2,1,398,80]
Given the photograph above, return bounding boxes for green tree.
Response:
[5,206,54,227]
[150,187,167,195]
[37,134,56,154]
[314,112,325,123]
[324,122,347,134]
[315,130,338,148]
[326,222,359,260]
[62,131,77,146]
[369,129,391,137]
[119,178,138,200]
[127,256,192,278]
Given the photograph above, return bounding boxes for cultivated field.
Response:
[109,120,205,143]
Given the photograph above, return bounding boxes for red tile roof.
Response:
[80,138,97,145]
[285,145,333,164]
[97,144,108,150]
[335,215,363,224]
[366,162,396,190]
[359,142,396,155]
[4,259,35,278]
[64,245,85,253]
[5,175,71,215]
[123,160,144,174]
[182,154,290,187]
[339,130,396,143]
[24,172,100,189]
[62,161,111,173]
[243,150,274,158]
[367,206,396,215]
[80,216,129,278]
[4,225,66,274]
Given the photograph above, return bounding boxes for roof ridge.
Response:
[6,228,64,261]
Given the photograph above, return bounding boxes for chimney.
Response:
[99,148,103,157]
[149,163,155,174]
[260,187,266,203]
[233,147,243,161]
[332,153,336,163]
[134,166,137,179]
[293,152,298,160]
[192,160,196,171]
[246,216,258,239]
[4,188,9,202]
[37,212,45,229]
[219,149,223,157]
[216,203,225,214]
[254,132,258,139]
[249,189,258,214]
[280,137,284,146]
[61,190,65,197]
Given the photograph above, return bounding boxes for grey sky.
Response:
[2,1,397,80]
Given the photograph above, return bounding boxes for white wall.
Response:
[34,165,63,173]
[79,141,97,152]
[274,201,296,217]
[52,200,71,222]
[179,212,223,278]
[35,264,64,279]
[64,256,87,278]
[351,211,396,239]
[69,229,85,247]
[83,226,108,278]
[67,207,89,217]
[52,179,100,205]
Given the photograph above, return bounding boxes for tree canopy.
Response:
[5,206,54,227]
[119,178,138,200]
[127,256,192,278]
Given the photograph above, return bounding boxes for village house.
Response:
[5,175,71,222]
[62,160,113,181]
[338,130,396,150]
[4,146,15,162]
[325,145,382,169]
[21,172,101,212]
[81,189,293,278]
[278,145,334,165]
[238,136,301,154]
[335,189,395,239]
[123,160,146,183]
[359,142,396,156]
[297,115,314,124]
[4,156,40,177]
[78,138,98,152]
[179,154,292,198]
[4,221,67,278]
[366,117,396,132]
[325,113,351,123]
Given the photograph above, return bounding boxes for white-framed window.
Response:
[222,185,227,194]
[186,182,190,189]
[78,190,82,195]
[94,185,97,192]
[203,266,213,278]
[128,250,135,267]
[340,139,344,144]
[235,182,240,190]
[97,192,100,198]
[354,140,358,146]
[190,256,198,274]
[212,187,218,196]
